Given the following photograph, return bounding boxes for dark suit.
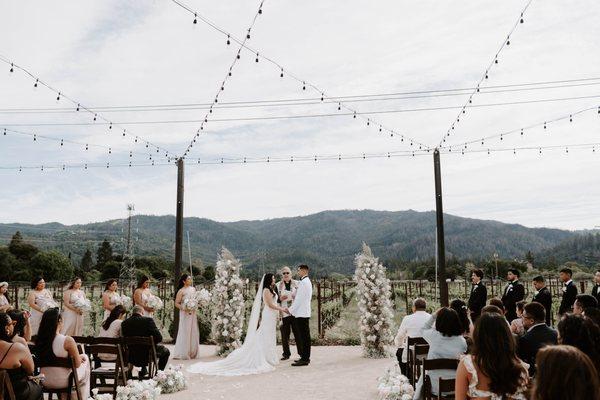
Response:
[501,280,525,322]
[558,281,578,315]
[468,282,487,321]
[532,287,552,326]
[517,323,558,376]
[121,313,170,371]
[592,284,600,306]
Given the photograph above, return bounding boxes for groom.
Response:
[288,264,312,366]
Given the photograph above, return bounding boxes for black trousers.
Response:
[292,317,311,362]
[395,348,407,376]
[281,315,299,357]
[156,345,170,370]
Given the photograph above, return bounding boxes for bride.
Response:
[187,273,288,376]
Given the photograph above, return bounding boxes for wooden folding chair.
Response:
[0,370,16,400]
[39,356,83,400]
[88,344,127,396]
[406,337,428,385]
[122,336,159,379]
[437,377,456,400]
[422,359,459,400]
[412,344,430,386]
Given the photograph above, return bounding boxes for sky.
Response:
[0,0,599,230]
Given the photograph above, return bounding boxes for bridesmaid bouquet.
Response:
[195,288,211,307]
[117,295,133,309]
[146,295,163,310]
[377,363,414,400]
[182,295,198,313]
[72,296,92,312]
[38,298,59,312]
[153,365,187,394]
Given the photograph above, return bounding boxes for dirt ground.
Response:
[161,344,392,400]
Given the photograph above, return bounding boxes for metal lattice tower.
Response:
[119,204,137,289]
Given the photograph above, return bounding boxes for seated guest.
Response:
[573,294,598,315]
[0,313,42,400]
[120,305,170,377]
[481,303,511,329]
[557,313,600,373]
[455,313,529,400]
[532,275,552,326]
[517,302,557,377]
[510,301,527,336]
[35,308,90,399]
[393,298,430,376]
[533,345,600,400]
[96,305,127,365]
[450,299,472,338]
[413,308,467,399]
[584,307,600,326]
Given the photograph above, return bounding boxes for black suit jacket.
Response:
[592,285,600,306]
[518,324,558,376]
[121,313,163,366]
[501,281,525,322]
[559,281,578,315]
[532,287,552,326]
[468,283,487,316]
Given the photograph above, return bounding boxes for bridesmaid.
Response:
[61,277,85,336]
[27,277,55,337]
[0,282,13,313]
[173,274,200,360]
[133,275,155,317]
[102,279,121,321]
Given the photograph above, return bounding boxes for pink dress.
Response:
[30,290,56,336]
[61,290,85,336]
[41,334,90,398]
[173,287,200,360]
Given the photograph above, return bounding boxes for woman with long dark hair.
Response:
[133,275,155,317]
[0,313,42,400]
[533,345,600,400]
[61,277,86,336]
[35,308,90,398]
[455,313,528,399]
[102,279,121,321]
[27,277,56,336]
[450,299,472,337]
[557,313,600,373]
[173,274,200,359]
[97,305,126,363]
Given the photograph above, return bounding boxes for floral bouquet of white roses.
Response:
[195,288,211,308]
[117,295,133,309]
[182,295,198,313]
[38,297,59,312]
[377,363,414,400]
[153,365,187,394]
[115,379,161,400]
[72,296,92,312]
[146,295,163,311]
[88,389,113,400]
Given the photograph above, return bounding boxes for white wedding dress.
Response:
[187,277,279,376]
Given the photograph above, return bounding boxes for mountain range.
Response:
[1,209,595,274]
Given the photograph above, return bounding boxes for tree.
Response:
[96,240,113,269]
[100,261,121,281]
[80,249,94,273]
[8,232,39,261]
[29,251,73,281]
[354,243,394,358]
[0,247,20,281]
[211,247,245,356]
[202,265,215,282]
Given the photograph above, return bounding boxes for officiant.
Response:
[276,266,299,360]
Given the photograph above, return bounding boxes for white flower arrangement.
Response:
[116,294,133,309]
[211,247,245,356]
[72,296,92,312]
[38,297,59,312]
[146,295,163,311]
[153,365,187,394]
[195,288,211,307]
[354,243,394,358]
[377,363,414,400]
[89,380,161,400]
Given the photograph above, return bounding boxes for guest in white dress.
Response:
[101,279,121,321]
[97,305,126,364]
[27,277,56,337]
[36,308,91,399]
[173,274,200,360]
[133,276,155,318]
[61,277,86,336]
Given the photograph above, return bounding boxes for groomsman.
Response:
[558,268,578,315]
[591,270,600,305]
[276,266,299,361]
[467,269,487,322]
[501,269,525,322]
[289,264,312,367]
[532,275,552,326]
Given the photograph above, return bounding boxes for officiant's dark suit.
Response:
[121,309,170,372]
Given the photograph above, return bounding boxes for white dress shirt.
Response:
[394,310,431,362]
[289,276,312,318]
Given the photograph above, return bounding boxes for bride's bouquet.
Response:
[153,365,187,394]
[377,363,414,400]
[38,297,59,312]
[72,296,92,312]
[116,295,133,309]
[146,295,163,311]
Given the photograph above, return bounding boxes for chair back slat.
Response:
[437,377,455,400]
[423,358,459,371]
[39,356,83,400]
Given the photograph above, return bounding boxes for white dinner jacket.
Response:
[289,276,312,318]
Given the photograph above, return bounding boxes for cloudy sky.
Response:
[0,0,599,230]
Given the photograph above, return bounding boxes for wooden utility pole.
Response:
[433,149,449,307]
[173,158,184,337]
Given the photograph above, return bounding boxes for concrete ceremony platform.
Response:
[162,344,391,400]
